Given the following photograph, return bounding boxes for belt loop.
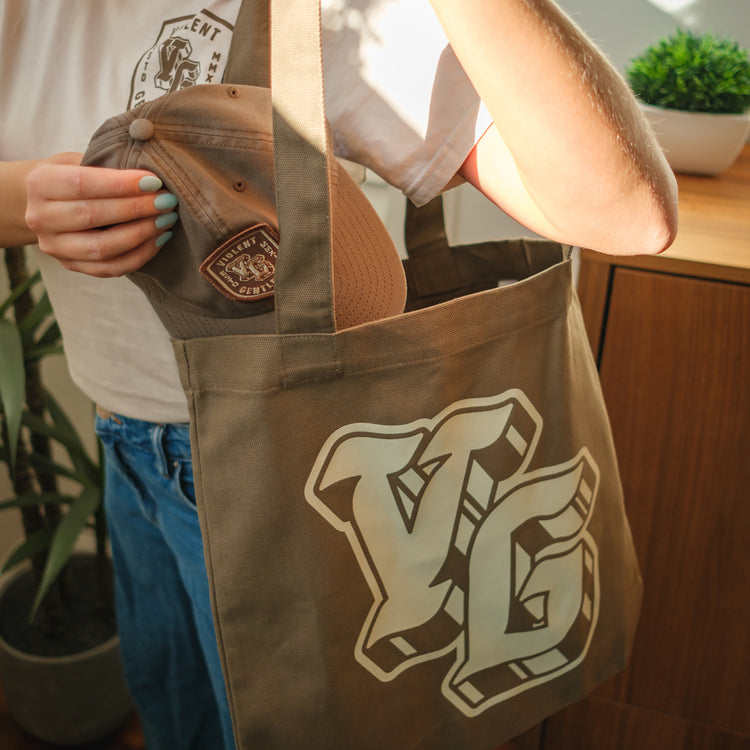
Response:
[151,424,169,478]
[95,405,122,424]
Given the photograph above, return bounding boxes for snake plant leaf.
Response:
[45,391,101,485]
[23,344,65,362]
[0,491,74,512]
[0,527,54,576]
[0,317,25,473]
[23,408,98,485]
[30,484,102,620]
[19,291,54,345]
[27,452,93,486]
[36,319,62,349]
[0,269,41,319]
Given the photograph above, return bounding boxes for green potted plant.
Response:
[0,246,131,745]
[626,28,750,175]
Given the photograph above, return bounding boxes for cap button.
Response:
[129,118,155,141]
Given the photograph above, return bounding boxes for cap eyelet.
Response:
[228,87,239,98]
[129,118,155,142]
[233,180,247,192]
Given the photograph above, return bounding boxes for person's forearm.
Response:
[430,0,678,254]
[0,160,41,247]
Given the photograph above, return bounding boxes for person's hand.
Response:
[25,152,179,277]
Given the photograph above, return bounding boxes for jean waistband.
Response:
[95,406,191,460]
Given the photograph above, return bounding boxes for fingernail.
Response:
[139,175,163,192]
[153,193,178,210]
[155,211,179,229]
[155,231,173,248]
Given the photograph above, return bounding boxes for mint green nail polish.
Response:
[155,231,173,248]
[153,193,178,210]
[139,175,163,192]
[155,211,179,229]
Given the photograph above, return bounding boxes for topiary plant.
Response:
[626,29,750,115]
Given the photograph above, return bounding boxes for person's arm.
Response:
[429,0,678,256]
[0,153,179,277]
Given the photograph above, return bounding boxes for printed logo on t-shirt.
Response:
[129,9,234,108]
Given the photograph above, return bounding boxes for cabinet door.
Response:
[544,268,750,748]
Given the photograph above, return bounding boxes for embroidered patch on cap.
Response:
[200,224,279,302]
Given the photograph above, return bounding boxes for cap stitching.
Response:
[149,129,274,151]
[146,137,230,238]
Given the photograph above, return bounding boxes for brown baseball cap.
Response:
[81,83,406,338]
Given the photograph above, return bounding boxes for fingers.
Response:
[46,216,177,278]
[30,190,178,234]
[26,159,161,201]
[26,163,175,231]
[43,152,86,167]
[25,158,181,277]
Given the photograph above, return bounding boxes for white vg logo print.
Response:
[305,391,600,716]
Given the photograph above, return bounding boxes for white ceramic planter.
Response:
[640,104,750,176]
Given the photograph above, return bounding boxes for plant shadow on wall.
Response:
[626,28,750,175]
[0,246,131,746]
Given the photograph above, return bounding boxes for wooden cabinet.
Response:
[524,149,750,749]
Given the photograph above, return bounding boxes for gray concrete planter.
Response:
[641,104,750,176]
[0,563,132,746]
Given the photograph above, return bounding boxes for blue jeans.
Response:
[95,411,235,750]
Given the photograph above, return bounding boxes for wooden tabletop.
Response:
[663,143,750,271]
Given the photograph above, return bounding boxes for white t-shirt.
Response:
[0,0,489,422]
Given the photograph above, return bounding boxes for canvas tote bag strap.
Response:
[403,196,574,307]
[404,194,450,257]
[271,0,337,337]
[224,0,270,87]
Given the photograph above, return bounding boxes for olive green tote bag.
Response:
[121,0,644,746]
